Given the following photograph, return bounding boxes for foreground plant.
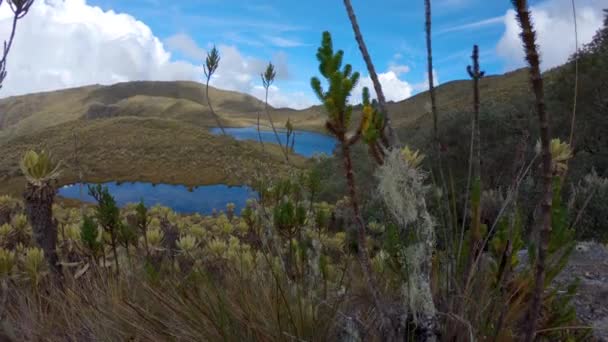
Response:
[80,215,101,262]
[203,46,226,135]
[261,62,290,163]
[342,0,397,147]
[0,0,35,90]
[376,147,439,340]
[20,150,62,276]
[310,31,394,335]
[510,1,555,340]
[128,199,152,258]
[424,0,439,144]
[88,184,122,275]
[0,248,15,277]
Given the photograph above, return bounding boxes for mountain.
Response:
[0,81,311,195]
[0,67,532,140]
[0,64,590,196]
[0,81,293,141]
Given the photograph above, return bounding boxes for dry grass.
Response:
[0,81,322,141]
[0,68,539,196]
[0,116,307,196]
[0,68,533,141]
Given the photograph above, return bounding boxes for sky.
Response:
[0,0,606,109]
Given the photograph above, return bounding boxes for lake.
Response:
[58,182,257,215]
[210,126,336,157]
[58,128,334,214]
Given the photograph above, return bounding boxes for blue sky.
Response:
[89,0,515,99]
[1,0,605,107]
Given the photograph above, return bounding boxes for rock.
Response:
[553,241,608,341]
[512,242,608,340]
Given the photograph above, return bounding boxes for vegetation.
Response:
[1,0,608,341]
[0,0,34,90]
[261,62,291,163]
[20,150,62,276]
[0,117,306,196]
[203,46,226,136]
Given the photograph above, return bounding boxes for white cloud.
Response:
[437,15,504,34]
[0,0,313,109]
[251,85,314,109]
[496,0,608,70]
[209,45,302,104]
[353,71,413,104]
[263,35,306,48]
[0,0,199,97]
[164,33,205,60]
[388,63,410,75]
[413,69,439,92]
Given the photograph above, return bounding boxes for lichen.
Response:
[376,147,437,324]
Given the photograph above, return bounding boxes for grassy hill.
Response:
[0,81,317,195]
[0,67,533,138]
[281,67,533,134]
[0,66,583,197]
[0,116,306,195]
[0,81,288,140]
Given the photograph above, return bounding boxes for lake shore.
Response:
[0,117,308,197]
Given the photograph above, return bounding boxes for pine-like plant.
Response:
[342,0,397,147]
[310,31,394,335]
[80,215,101,262]
[88,184,122,275]
[135,199,151,257]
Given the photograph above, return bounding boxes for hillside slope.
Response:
[0,116,305,195]
[0,69,548,195]
[0,81,286,140]
[280,67,533,134]
[0,68,532,140]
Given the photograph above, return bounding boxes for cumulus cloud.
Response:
[0,0,201,97]
[388,63,410,75]
[207,45,304,106]
[251,85,314,109]
[413,69,439,93]
[0,0,312,109]
[164,33,205,60]
[353,71,413,104]
[497,0,608,70]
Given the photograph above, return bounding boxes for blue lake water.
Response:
[210,126,337,157]
[58,129,334,214]
[58,182,257,215]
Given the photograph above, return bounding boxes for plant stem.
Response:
[205,78,226,136]
[568,0,579,146]
[264,86,290,163]
[425,0,439,145]
[256,110,265,151]
[343,0,398,147]
[511,1,554,341]
[110,233,120,275]
[340,139,394,337]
